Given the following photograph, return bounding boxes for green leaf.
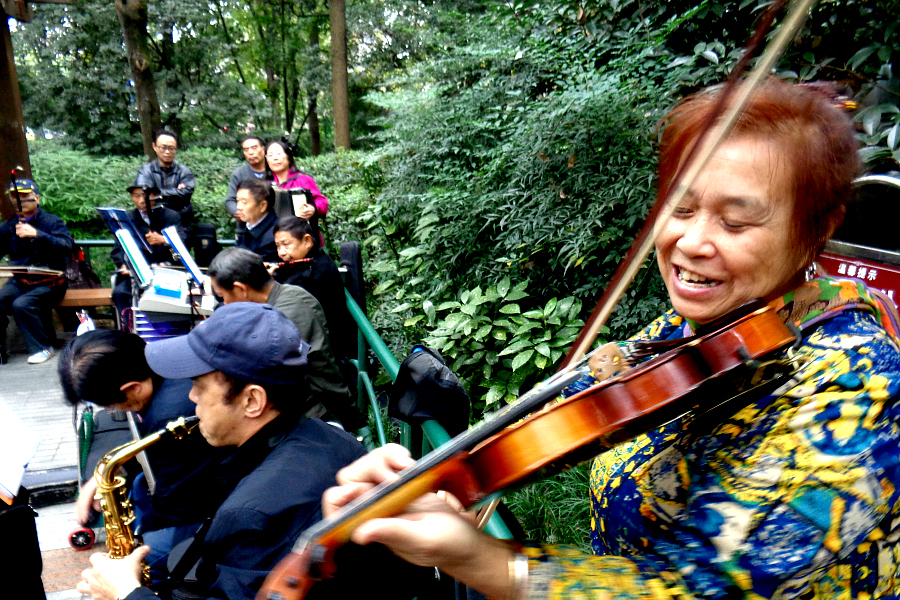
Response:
[511,349,534,371]
[473,324,493,341]
[499,340,533,356]
[373,280,396,295]
[535,342,551,357]
[391,303,412,313]
[461,303,479,316]
[404,315,425,326]
[423,300,435,322]
[492,329,508,342]
[486,386,504,405]
[497,276,511,297]
[437,301,461,311]
[522,310,544,319]
[544,297,558,317]
[499,304,521,315]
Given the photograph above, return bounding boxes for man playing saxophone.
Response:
[76,303,367,600]
[58,330,225,581]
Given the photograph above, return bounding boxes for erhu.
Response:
[93,415,199,585]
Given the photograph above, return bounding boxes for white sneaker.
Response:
[27,349,53,364]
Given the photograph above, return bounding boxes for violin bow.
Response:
[559,0,819,371]
[7,168,23,214]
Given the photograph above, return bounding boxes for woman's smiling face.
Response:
[655,136,807,325]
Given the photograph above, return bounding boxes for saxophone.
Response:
[94,415,200,585]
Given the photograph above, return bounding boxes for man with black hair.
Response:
[57,329,223,579]
[133,130,196,231]
[207,248,363,429]
[76,303,367,600]
[110,184,188,315]
[225,136,268,235]
[234,178,278,263]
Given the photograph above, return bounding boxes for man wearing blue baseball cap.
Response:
[76,302,367,600]
[0,178,73,364]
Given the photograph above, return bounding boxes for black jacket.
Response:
[275,249,355,360]
[134,160,196,226]
[236,211,278,263]
[126,416,367,600]
[135,378,226,532]
[0,208,73,271]
[111,207,187,267]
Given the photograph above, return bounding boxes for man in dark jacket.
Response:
[207,248,364,430]
[0,178,73,364]
[110,185,188,315]
[133,130,196,232]
[225,136,268,236]
[58,329,225,582]
[234,178,278,263]
[76,303,368,600]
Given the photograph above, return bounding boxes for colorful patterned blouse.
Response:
[525,278,900,599]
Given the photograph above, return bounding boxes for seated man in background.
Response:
[76,303,367,600]
[58,329,224,580]
[208,248,364,430]
[0,177,73,364]
[110,185,188,316]
[271,216,355,361]
[234,178,278,263]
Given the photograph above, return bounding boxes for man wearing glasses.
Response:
[224,136,269,235]
[133,129,196,234]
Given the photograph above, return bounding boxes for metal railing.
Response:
[343,288,513,540]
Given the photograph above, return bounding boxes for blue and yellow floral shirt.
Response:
[526,278,900,599]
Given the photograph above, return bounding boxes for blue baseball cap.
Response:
[145,302,309,387]
[7,178,39,196]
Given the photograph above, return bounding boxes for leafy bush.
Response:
[419,278,585,409]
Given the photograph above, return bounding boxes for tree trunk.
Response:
[114,0,161,159]
[308,18,321,156]
[329,0,350,150]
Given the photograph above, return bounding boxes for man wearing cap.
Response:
[0,178,73,364]
[57,329,224,582]
[133,130,196,232]
[76,302,367,600]
[111,184,188,315]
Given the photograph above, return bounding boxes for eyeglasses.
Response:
[156,145,177,152]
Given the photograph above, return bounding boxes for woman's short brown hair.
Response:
[657,78,860,264]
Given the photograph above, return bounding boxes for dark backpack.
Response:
[65,245,102,289]
[389,345,470,437]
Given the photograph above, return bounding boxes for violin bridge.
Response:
[588,342,630,382]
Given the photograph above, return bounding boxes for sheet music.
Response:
[0,403,39,505]
[162,226,205,289]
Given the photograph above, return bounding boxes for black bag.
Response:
[193,222,221,268]
[65,246,102,289]
[389,345,470,437]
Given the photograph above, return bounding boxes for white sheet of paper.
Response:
[0,403,40,504]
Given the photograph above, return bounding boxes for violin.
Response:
[257,301,799,600]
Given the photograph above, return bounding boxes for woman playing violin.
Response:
[324,79,900,599]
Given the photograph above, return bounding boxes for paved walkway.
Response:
[1,342,90,598]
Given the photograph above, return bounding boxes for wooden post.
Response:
[0,9,31,221]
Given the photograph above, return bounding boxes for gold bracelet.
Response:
[507,551,529,600]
